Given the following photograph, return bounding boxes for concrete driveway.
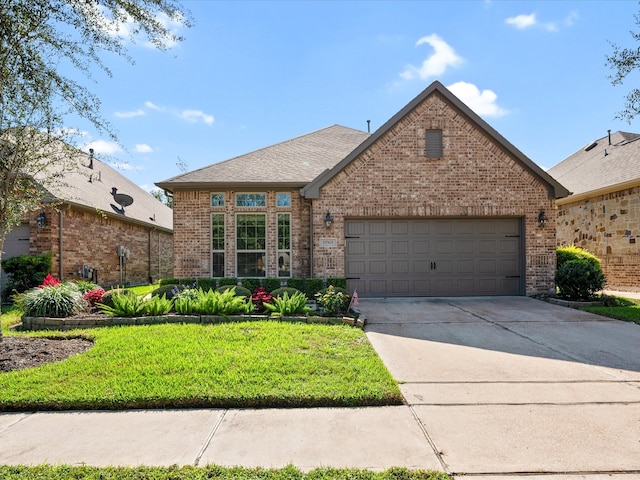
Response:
[359,296,640,479]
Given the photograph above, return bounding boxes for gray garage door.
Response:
[345,218,524,297]
[1,223,31,289]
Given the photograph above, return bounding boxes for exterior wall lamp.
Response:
[324,211,333,229]
[36,211,47,229]
[537,210,548,228]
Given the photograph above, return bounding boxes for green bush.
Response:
[145,294,173,316]
[316,285,351,315]
[196,278,217,291]
[270,287,303,298]
[262,277,282,292]
[73,280,100,294]
[16,283,86,318]
[327,277,347,289]
[99,289,131,309]
[151,284,183,299]
[219,277,238,287]
[1,252,51,297]
[557,245,601,269]
[241,277,261,293]
[216,285,251,297]
[305,278,324,298]
[194,288,253,315]
[98,291,147,317]
[286,277,305,292]
[556,259,606,301]
[159,278,180,285]
[263,291,311,317]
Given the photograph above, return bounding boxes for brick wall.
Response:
[313,91,557,295]
[557,186,640,291]
[31,207,173,287]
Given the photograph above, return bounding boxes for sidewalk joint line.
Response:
[408,405,451,475]
[193,409,228,467]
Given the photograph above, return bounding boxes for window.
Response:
[236,193,266,207]
[426,129,443,158]
[211,193,225,207]
[236,214,266,277]
[277,213,291,277]
[211,214,225,277]
[276,193,291,207]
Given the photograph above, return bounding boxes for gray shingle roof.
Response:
[156,125,370,190]
[548,131,640,196]
[42,151,173,232]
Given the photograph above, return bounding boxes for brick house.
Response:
[2,150,173,289]
[157,81,569,297]
[549,130,640,291]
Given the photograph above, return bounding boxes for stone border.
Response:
[541,297,603,309]
[21,313,366,331]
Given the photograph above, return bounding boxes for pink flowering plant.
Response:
[39,274,61,288]
[83,288,106,309]
[251,287,274,313]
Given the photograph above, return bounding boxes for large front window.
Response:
[236,214,266,277]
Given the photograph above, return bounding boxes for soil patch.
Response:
[0,336,93,373]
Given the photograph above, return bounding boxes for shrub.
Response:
[271,287,303,298]
[152,284,186,299]
[241,277,261,293]
[219,277,238,287]
[305,278,324,298]
[556,259,606,301]
[194,288,253,315]
[216,285,251,297]
[263,291,311,317]
[16,283,86,318]
[286,277,305,292]
[83,288,106,308]
[145,294,173,316]
[557,245,601,269]
[262,277,282,292]
[173,286,200,314]
[99,289,131,309]
[159,278,181,286]
[74,280,100,294]
[251,287,274,313]
[315,285,351,315]
[327,277,348,289]
[196,278,217,291]
[1,252,51,296]
[98,292,147,317]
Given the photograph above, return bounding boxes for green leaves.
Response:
[263,291,311,317]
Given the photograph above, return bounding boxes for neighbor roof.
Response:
[548,131,640,198]
[42,151,173,232]
[155,125,370,191]
[302,81,570,199]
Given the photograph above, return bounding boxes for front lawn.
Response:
[583,296,640,325]
[0,312,402,410]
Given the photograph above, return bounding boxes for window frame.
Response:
[235,213,267,277]
[210,213,225,277]
[236,193,267,207]
[211,193,225,207]
[277,212,291,278]
[426,129,443,158]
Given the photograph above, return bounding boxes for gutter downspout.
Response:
[58,210,63,280]
[303,199,314,277]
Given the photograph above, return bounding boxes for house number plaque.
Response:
[319,237,338,248]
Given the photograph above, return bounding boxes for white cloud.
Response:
[115,109,145,118]
[145,101,164,111]
[400,34,463,81]
[135,144,154,153]
[180,109,214,125]
[447,81,508,117]
[109,161,142,172]
[84,139,122,155]
[505,13,537,29]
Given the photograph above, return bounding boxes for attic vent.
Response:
[584,142,597,152]
[426,129,443,158]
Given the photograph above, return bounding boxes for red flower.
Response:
[40,274,61,288]
[251,287,274,313]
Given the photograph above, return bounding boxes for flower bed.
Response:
[20,312,365,331]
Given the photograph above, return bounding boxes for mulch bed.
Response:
[0,336,93,373]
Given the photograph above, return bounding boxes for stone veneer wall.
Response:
[557,185,640,291]
[312,91,558,295]
[31,207,173,286]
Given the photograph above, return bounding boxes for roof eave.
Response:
[156,181,308,193]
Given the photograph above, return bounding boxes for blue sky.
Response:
[75,0,640,192]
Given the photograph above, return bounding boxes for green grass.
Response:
[583,296,640,325]
[0,317,402,410]
[0,465,450,479]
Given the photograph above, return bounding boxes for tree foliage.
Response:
[606,10,640,122]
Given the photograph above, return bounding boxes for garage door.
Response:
[1,223,31,288]
[345,218,523,297]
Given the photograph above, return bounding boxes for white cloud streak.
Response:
[505,13,537,29]
[447,81,508,117]
[400,34,463,81]
[180,109,214,125]
[85,139,122,155]
[135,144,154,153]
[115,109,145,118]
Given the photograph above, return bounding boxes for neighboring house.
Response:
[157,81,569,297]
[2,149,173,288]
[549,130,640,291]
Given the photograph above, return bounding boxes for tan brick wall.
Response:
[172,190,310,278]
[30,207,173,287]
[557,186,640,291]
[313,91,557,295]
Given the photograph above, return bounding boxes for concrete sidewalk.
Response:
[0,296,639,479]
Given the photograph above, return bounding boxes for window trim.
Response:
[210,213,225,277]
[277,212,291,278]
[235,192,267,207]
[235,212,267,277]
[426,129,443,158]
[211,193,225,208]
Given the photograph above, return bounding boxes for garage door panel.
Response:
[345,218,523,297]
